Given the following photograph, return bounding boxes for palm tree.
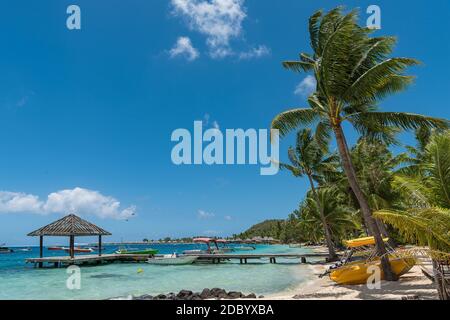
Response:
[374,130,450,299]
[280,128,339,260]
[294,187,359,247]
[271,7,449,280]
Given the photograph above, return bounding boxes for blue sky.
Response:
[0,0,449,245]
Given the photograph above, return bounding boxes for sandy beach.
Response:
[266,246,439,300]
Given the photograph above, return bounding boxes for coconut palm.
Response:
[271,7,449,280]
[294,187,359,246]
[280,128,339,260]
[375,130,450,298]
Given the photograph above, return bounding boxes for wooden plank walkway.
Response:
[187,253,329,264]
[26,252,329,267]
[26,254,150,268]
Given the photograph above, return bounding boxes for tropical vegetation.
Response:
[271,6,449,281]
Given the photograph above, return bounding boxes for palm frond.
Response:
[344,58,420,103]
[350,112,449,132]
[309,10,323,54]
[271,108,319,138]
[282,60,314,73]
[424,131,450,207]
[374,208,450,251]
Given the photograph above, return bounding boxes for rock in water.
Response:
[200,288,211,299]
[177,290,193,299]
[227,291,243,299]
[210,288,227,298]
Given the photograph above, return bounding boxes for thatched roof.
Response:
[28,214,111,237]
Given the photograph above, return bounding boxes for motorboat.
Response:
[183,249,205,254]
[63,247,95,253]
[116,247,158,255]
[0,244,13,254]
[147,254,198,265]
[183,238,225,255]
[48,246,64,251]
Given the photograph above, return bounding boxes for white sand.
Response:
[265,247,439,300]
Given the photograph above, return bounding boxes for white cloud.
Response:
[0,188,136,220]
[224,215,232,220]
[239,45,270,60]
[294,75,316,97]
[169,36,200,61]
[197,209,215,219]
[0,192,43,213]
[171,0,246,58]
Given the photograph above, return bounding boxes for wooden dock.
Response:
[187,253,329,264]
[26,254,150,268]
[26,252,329,268]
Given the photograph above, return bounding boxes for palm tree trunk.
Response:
[306,174,338,262]
[333,124,397,281]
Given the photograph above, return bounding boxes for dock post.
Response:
[38,235,43,268]
[69,235,75,259]
[301,257,307,264]
[99,235,102,257]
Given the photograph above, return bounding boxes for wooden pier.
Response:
[26,254,150,268]
[26,252,329,268]
[187,253,329,264]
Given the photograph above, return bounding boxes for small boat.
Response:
[327,237,416,285]
[0,245,13,254]
[63,247,95,253]
[330,256,416,285]
[48,246,65,251]
[183,238,225,255]
[183,249,206,255]
[147,254,198,265]
[116,248,158,255]
[17,248,32,252]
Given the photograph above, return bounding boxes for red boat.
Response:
[63,247,94,253]
[47,246,64,251]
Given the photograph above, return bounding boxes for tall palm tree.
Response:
[271,7,449,280]
[280,128,339,260]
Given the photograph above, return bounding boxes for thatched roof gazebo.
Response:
[28,214,111,261]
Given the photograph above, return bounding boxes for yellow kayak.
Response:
[344,236,389,248]
[330,256,416,285]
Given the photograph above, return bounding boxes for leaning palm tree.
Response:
[280,128,339,261]
[272,7,449,280]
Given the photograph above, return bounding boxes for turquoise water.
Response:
[0,244,315,300]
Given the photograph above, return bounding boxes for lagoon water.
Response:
[0,244,315,300]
